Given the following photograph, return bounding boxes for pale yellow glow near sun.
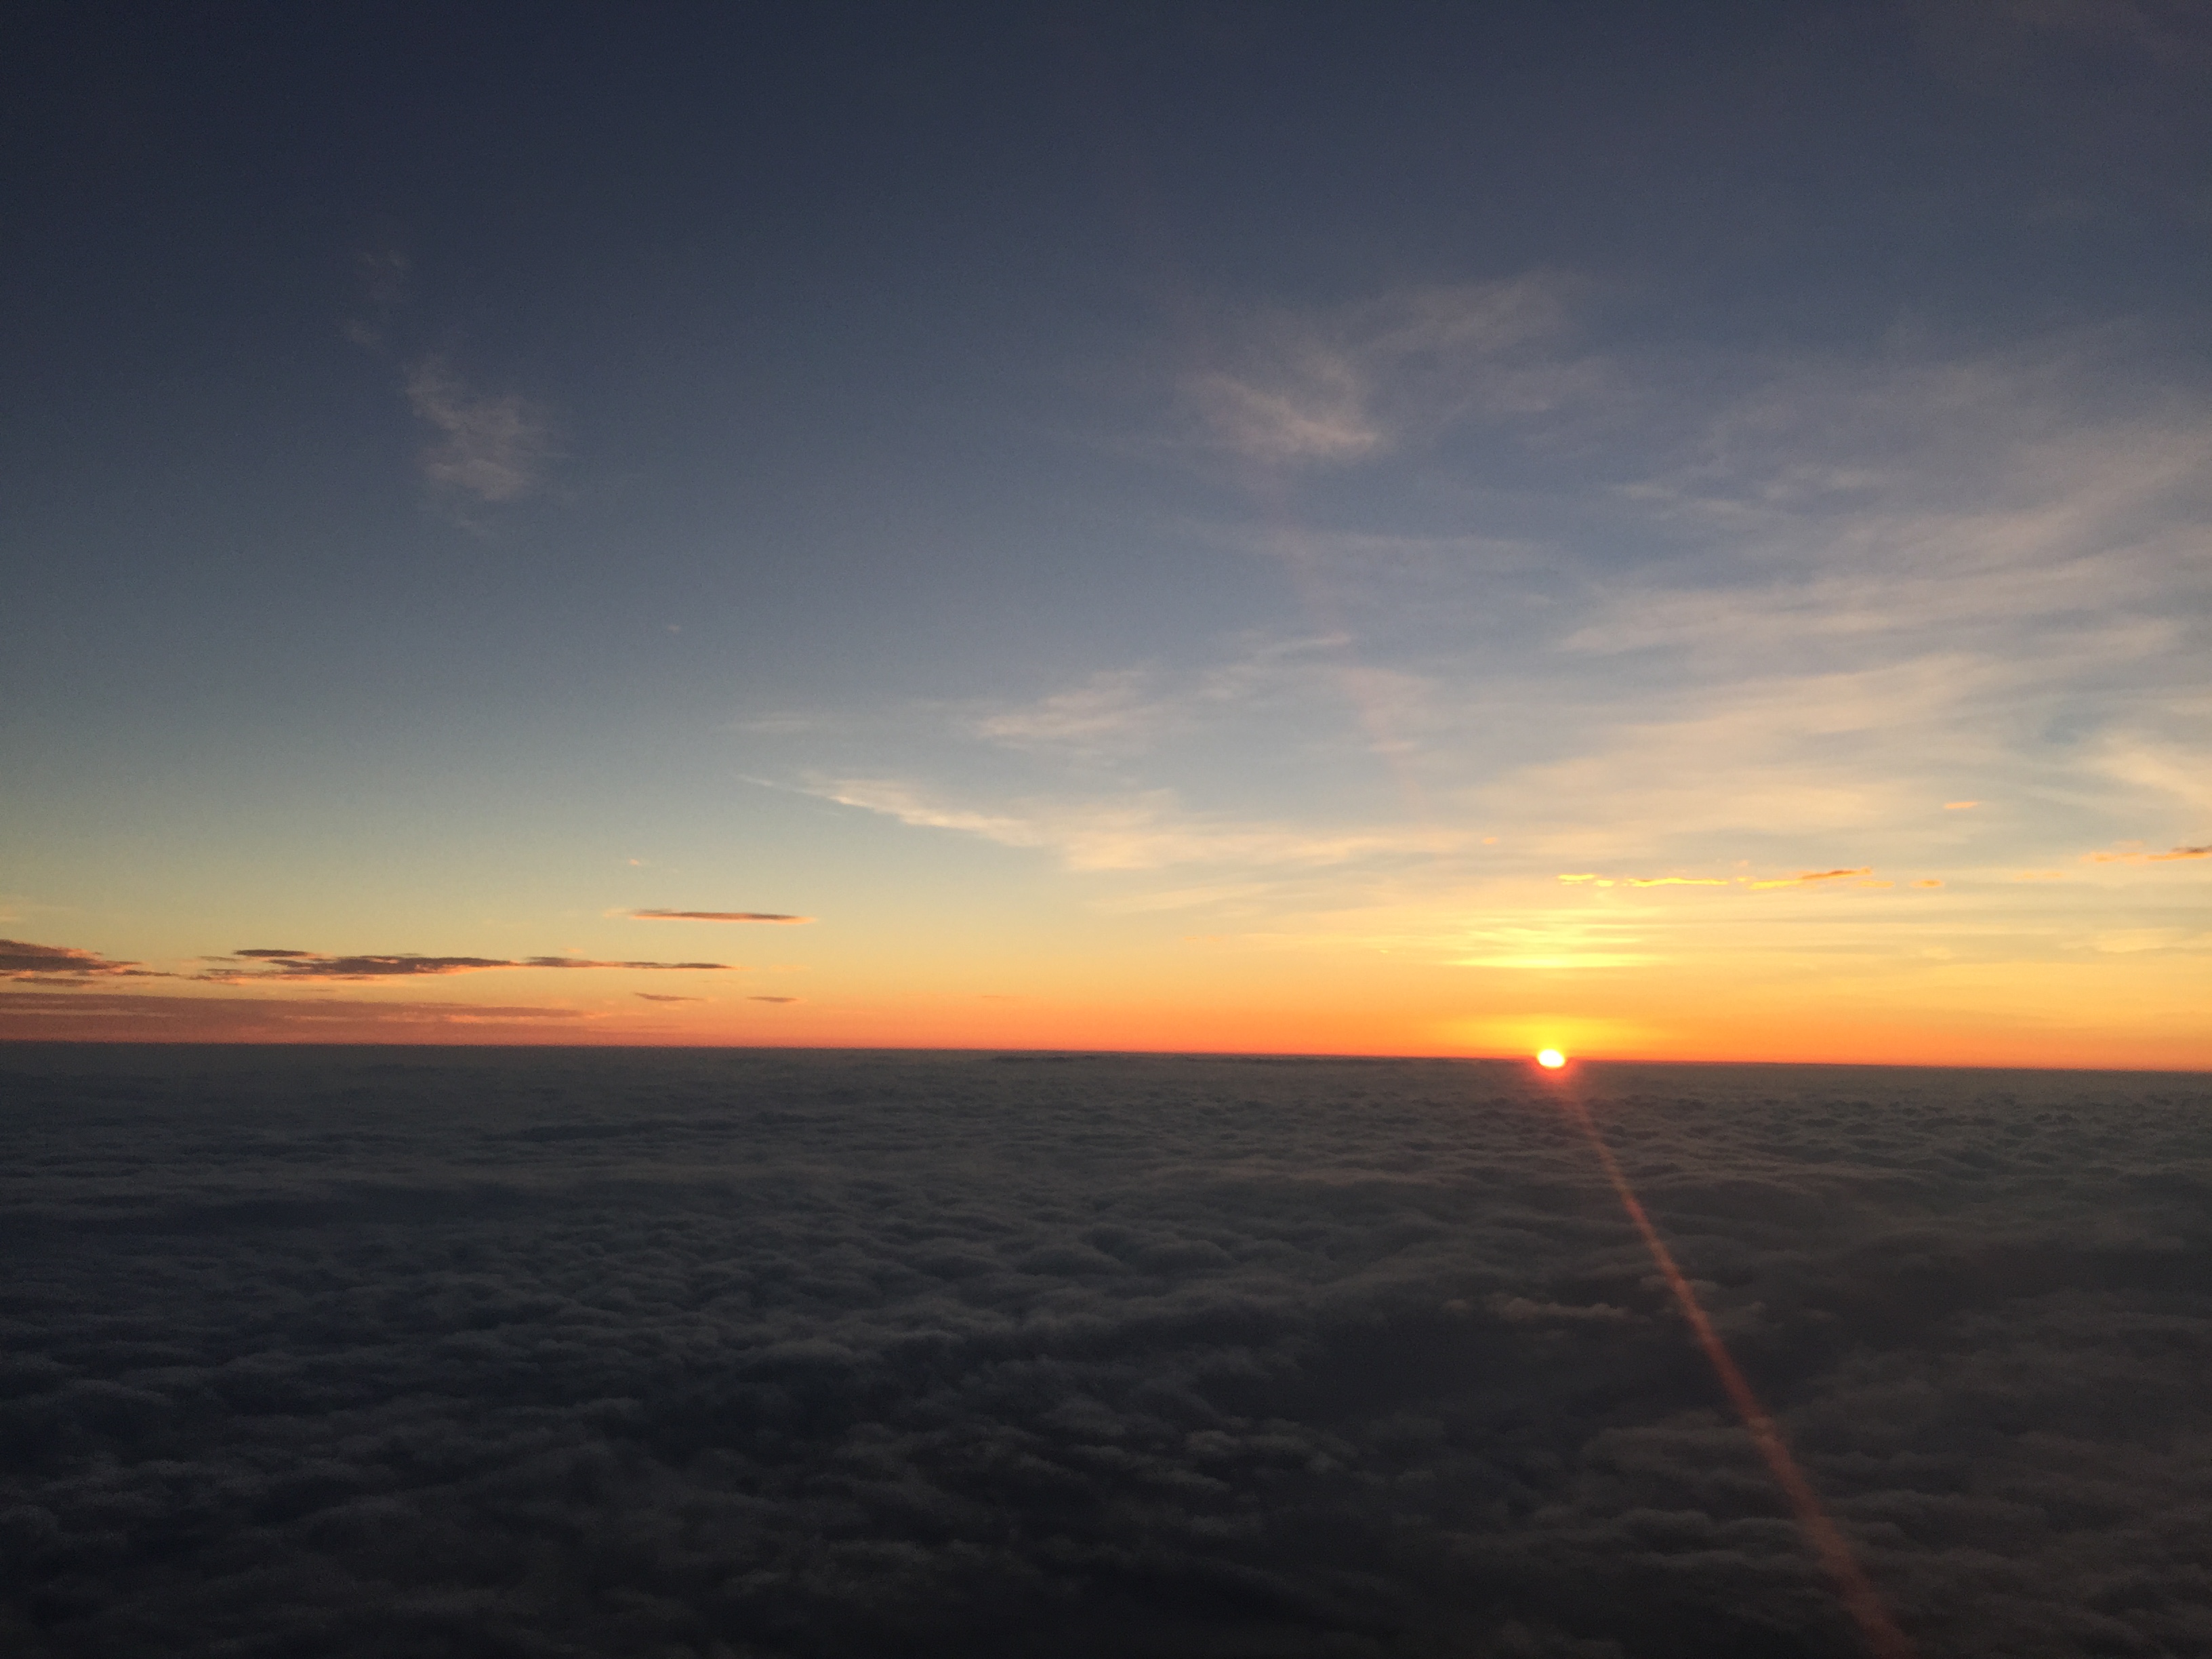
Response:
[1537,1048,1566,1069]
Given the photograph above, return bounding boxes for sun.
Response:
[1536,1048,1567,1069]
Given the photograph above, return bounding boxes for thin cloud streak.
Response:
[0,989,599,1038]
[2086,842,2212,863]
[202,950,733,982]
[1557,867,1920,892]
[1184,276,1594,468]
[813,777,1463,873]
[1746,867,1877,890]
[970,669,1169,756]
[340,245,410,350]
[1,939,170,983]
[629,909,814,924]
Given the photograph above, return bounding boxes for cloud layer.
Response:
[1,1048,2207,1656]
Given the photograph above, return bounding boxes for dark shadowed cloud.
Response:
[0,1050,2206,1657]
[0,990,594,1040]
[0,939,169,983]
[203,950,731,981]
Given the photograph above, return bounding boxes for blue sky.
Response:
[4,2,2209,1058]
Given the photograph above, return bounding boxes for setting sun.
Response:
[1537,1048,1567,1069]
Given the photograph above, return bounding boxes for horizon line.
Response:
[1,1036,2203,1075]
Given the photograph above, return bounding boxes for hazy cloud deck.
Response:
[3,1048,2207,1656]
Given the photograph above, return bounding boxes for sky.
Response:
[3,0,2209,1065]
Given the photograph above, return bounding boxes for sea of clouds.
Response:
[1,1046,2207,1658]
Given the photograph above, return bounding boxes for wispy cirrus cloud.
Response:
[1460,655,1996,869]
[2092,730,2212,816]
[405,357,556,504]
[1185,275,1595,468]
[754,327,2210,985]
[963,634,1431,770]
[337,249,559,508]
[2085,842,2212,863]
[812,777,1459,874]
[1559,867,1908,891]
[341,245,411,350]
[1575,346,2212,657]
[1447,914,1656,970]
[970,669,1169,757]
[1746,867,1880,890]
[1446,344,2212,889]
[201,949,733,983]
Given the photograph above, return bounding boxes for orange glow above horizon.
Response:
[5,854,2211,1070]
[5,934,2212,1069]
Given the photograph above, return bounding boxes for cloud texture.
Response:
[0,941,166,985]
[630,911,815,924]
[201,950,731,981]
[1,1048,2207,1656]
[404,358,556,504]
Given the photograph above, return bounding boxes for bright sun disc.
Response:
[1536,1048,1567,1069]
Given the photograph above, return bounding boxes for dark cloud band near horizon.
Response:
[0,939,168,983]
[7,940,743,991]
[2087,843,2212,863]
[0,989,598,1039]
[203,950,733,981]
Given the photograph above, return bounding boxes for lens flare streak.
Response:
[1548,1080,1916,1659]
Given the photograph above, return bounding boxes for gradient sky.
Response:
[5,1,2209,1063]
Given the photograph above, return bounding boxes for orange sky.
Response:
[9,861,2207,1069]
